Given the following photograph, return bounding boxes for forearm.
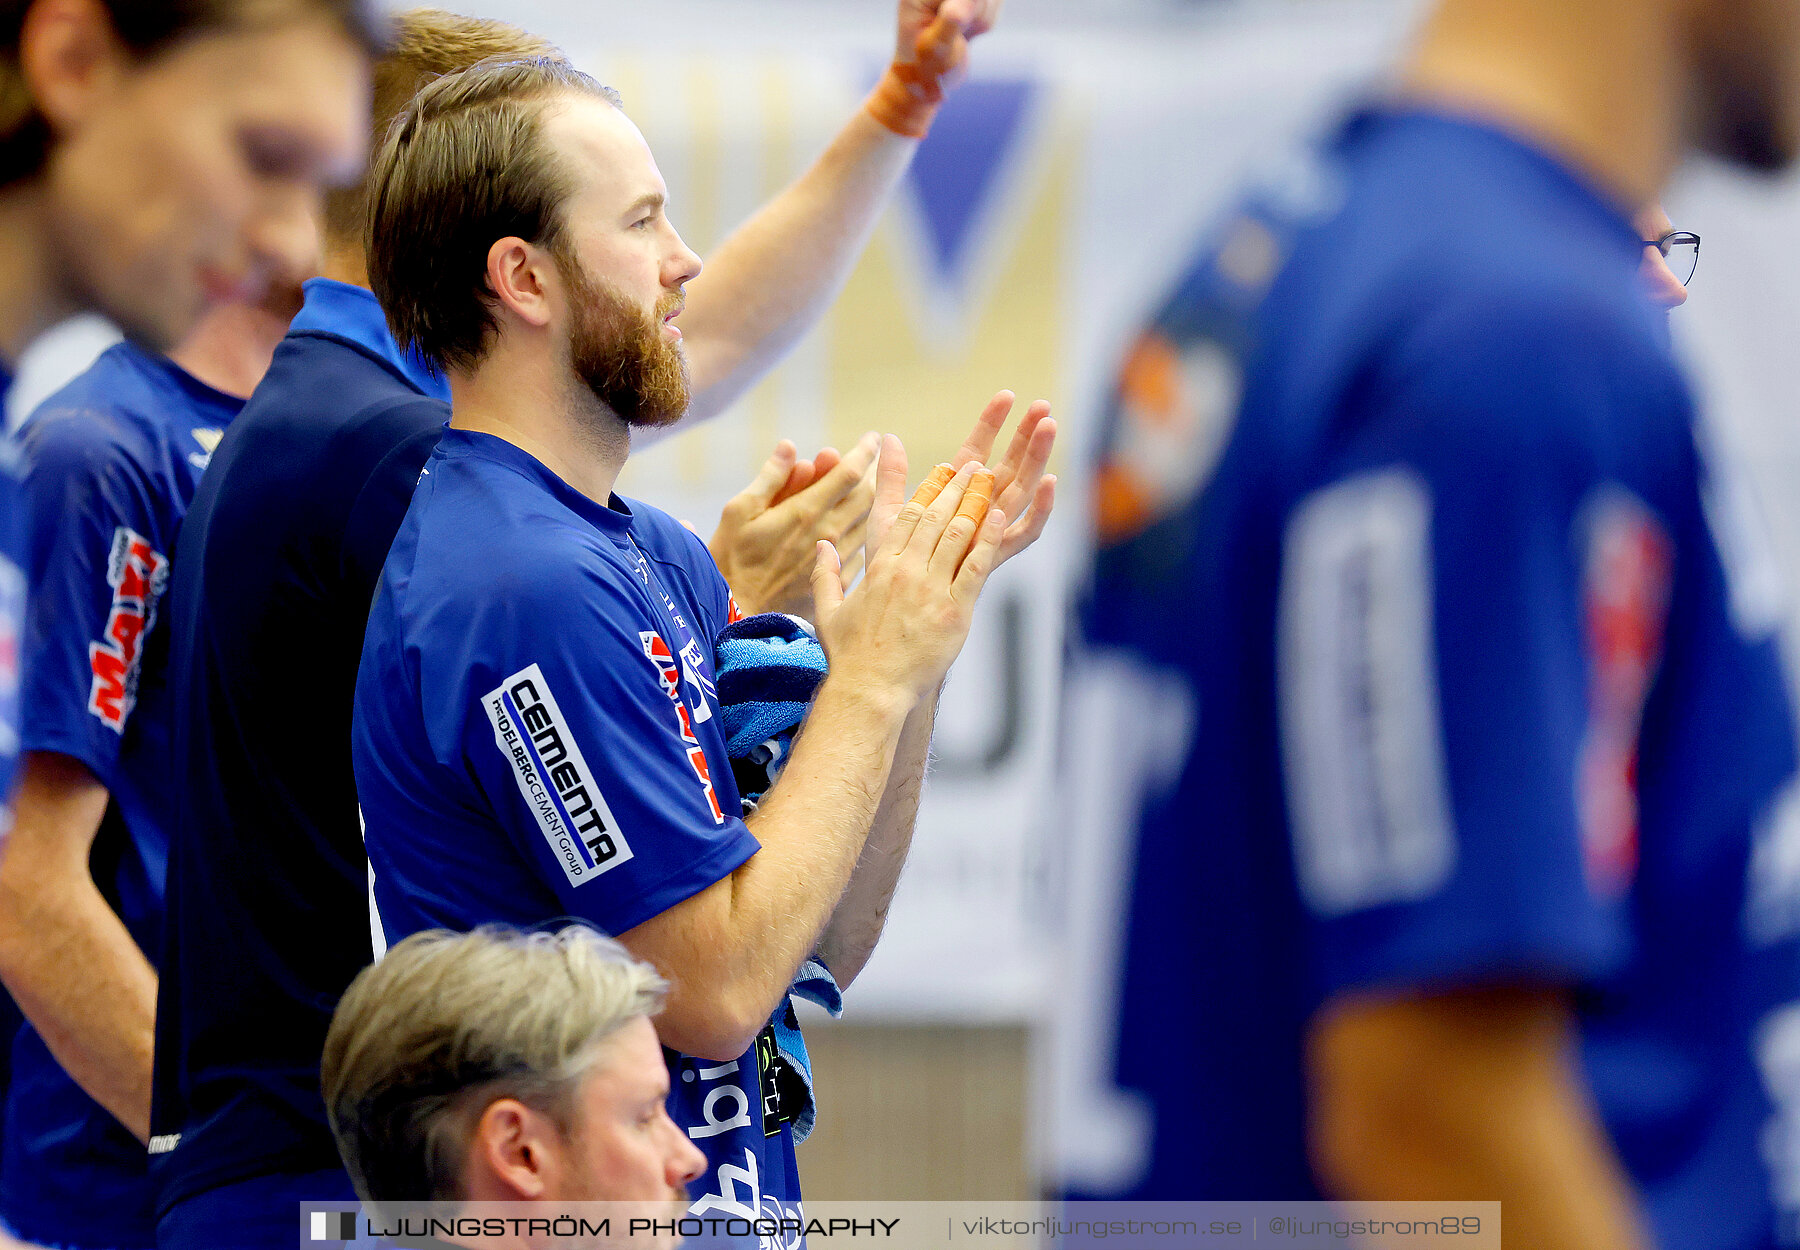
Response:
[1321,1074,1646,1249]
[669,112,917,430]
[0,860,155,1141]
[817,687,937,986]
[1309,989,1650,1250]
[632,452,1012,1056]
[624,675,910,1058]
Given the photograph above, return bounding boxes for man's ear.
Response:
[18,0,129,137]
[485,236,559,333]
[466,1097,562,1201]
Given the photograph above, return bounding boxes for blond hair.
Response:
[321,7,561,247]
[321,923,666,1204]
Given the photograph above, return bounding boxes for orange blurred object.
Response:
[865,13,967,139]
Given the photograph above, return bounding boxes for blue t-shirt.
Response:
[6,343,241,1249]
[354,428,805,1229]
[149,279,452,1219]
[1066,107,1800,1249]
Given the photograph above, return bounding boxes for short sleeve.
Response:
[456,559,760,936]
[1278,296,1666,996]
[17,411,169,785]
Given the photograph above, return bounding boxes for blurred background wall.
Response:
[17,0,1800,1201]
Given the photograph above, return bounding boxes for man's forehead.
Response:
[543,92,666,207]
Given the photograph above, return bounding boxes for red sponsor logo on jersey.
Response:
[640,630,725,823]
[88,527,169,733]
[727,595,745,625]
[1577,492,1672,898]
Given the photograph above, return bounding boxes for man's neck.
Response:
[168,298,299,400]
[0,181,78,367]
[319,237,370,291]
[1399,0,1683,213]
[448,350,631,508]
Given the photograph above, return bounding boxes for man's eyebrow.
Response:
[624,192,666,218]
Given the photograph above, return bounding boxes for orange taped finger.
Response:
[955,472,996,524]
[910,464,956,506]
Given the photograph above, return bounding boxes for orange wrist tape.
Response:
[865,13,968,139]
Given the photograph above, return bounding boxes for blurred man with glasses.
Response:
[1064,0,1800,1246]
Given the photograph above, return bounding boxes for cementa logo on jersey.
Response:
[88,526,168,733]
[484,664,634,887]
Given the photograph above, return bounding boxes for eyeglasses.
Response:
[1645,230,1701,286]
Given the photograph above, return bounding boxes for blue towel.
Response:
[714,612,828,806]
[713,612,838,1142]
[774,958,843,1144]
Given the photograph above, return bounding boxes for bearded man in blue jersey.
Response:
[350,55,1052,1228]
[151,8,1053,1246]
[1063,0,1800,1247]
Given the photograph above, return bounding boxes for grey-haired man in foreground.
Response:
[323,924,705,1248]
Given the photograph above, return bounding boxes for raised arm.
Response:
[668,0,1006,429]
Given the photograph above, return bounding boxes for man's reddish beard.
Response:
[558,251,691,429]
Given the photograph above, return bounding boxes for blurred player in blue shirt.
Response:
[0,289,301,1250]
[1063,0,1800,1246]
[351,56,1051,1232]
[0,3,375,1245]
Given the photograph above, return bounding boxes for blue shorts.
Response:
[155,1168,379,1250]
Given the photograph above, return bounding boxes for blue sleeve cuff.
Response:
[16,727,119,793]
[1318,904,1630,1002]
[587,823,762,937]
